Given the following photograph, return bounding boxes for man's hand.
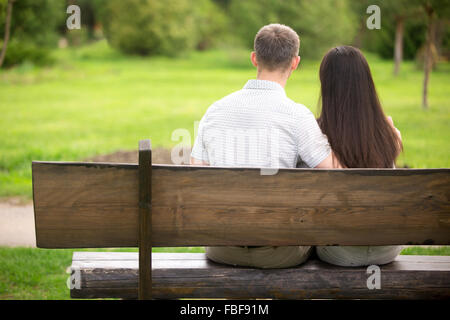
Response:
[387,116,402,142]
[190,157,209,166]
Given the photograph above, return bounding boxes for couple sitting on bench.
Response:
[190,23,404,269]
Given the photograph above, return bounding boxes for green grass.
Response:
[0,40,449,198]
[400,246,450,256]
[0,247,204,300]
[0,246,448,300]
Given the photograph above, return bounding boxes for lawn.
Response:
[0,247,204,300]
[0,40,449,198]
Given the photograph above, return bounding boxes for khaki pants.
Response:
[316,245,404,267]
[205,246,312,269]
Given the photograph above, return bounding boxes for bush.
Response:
[102,0,194,56]
[101,0,228,56]
[1,0,65,47]
[0,0,65,67]
[0,39,54,68]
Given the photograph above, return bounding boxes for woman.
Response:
[315,46,404,267]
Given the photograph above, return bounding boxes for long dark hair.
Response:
[317,46,402,168]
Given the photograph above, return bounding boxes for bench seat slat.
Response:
[70,253,450,300]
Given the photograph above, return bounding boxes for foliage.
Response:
[362,17,428,60]
[101,0,226,56]
[228,0,357,59]
[0,0,448,63]
[192,0,229,50]
[357,0,450,60]
[0,0,65,46]
[0,39,54,67]
[61,0,106,45]
[0,0,65,67]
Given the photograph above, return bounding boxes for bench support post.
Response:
[138,139,152,300]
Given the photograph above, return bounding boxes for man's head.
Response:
[252,24,300,76]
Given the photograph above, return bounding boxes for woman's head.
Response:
[317,46,402,168]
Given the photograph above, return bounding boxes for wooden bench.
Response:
[32,139,450,300]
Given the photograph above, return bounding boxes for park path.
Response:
[0,200,35,247]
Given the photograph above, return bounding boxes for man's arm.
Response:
[314,151,343,169]
[295,109,343,169]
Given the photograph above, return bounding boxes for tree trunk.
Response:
[0,0,15,68]
[393,17,404,76]
[422,6,436,110]
[352,20,366,49]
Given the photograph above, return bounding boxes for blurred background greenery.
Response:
[1,0,449,65]
[0,0,449,300]
[0,0,449,199]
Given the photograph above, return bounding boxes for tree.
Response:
[422,3,435,109]
[366,0,422,75]
[350,0,371,49]
[0,0,15,68]
[388,0,420,76]
[63,0,106,42]
[419,0,450,109]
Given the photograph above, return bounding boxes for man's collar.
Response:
[243,79,286,95]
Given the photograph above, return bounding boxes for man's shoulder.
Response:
[286,97,312,112]
[202,89,315,121]
[279,96,315,119]
[201,89,246,115]
[213,88,247,106]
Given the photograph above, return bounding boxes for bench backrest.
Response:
[32,143,450,249]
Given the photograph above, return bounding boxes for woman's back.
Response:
[317,46,402,169]
[315,46,403,267]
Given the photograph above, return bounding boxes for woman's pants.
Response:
[206,246,312,269]
[316,245,404,267]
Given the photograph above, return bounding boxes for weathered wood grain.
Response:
[32,162,450,248]
[138,140,152,300]
[70,252,450,300]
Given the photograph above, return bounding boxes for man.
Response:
[190,24,339,268]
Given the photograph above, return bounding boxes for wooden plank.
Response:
[71,252,450,270]
[138,140,152,300]
[32,162,450,248]
[70,252,450,300]
[33,162,138,248]
[73,252,205,261]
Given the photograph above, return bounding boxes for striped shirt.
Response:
[191,79,331,169]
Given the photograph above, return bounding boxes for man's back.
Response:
[191,79,331,169]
